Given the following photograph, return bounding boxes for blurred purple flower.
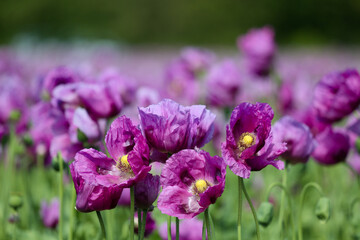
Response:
[312,127,350,165]
[159,218,204,240]
[313,69,360,123]
[273,116,316,164]
[42,66,79,97]
[206,59,242,107]
[238,26,276,77]
[179,47,215,74]
[136,87,160,107]
[40,198,59,229]
[139,99,215,155]
[158,149,226,219]
[221,102,286,178]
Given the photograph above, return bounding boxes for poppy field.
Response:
[1,27,360,240]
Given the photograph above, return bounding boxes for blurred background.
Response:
[1,0,360,46]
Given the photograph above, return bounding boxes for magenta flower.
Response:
[179,47,215,74]
[42,66,79,96]
[273,116,316,164]
[159,218,204,240]
[221,102,286,178]
[238,27,276,77]
[69,116,151,212]
[206,59,242,107]
[40,198,59,228]
[134,173,160,210]
[312,127,350,165]
[313,69,360,123]
[157,149,226,219]
[138,99,215,155]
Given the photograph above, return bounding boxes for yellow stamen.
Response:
[195,179,208,194]
[120,154,130,169]
[242,135,254,146]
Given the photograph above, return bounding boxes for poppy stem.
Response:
[130,187,135,240]
[137,208,142,240]
[241,178,261,240]
[202,219,206,240]
[278,162,288,238]
[176,217,179,240]
[237,176,243,240]
[298,182,324,240]
[204,208,212,240]
[266,183,296,240]
[140,209,148,240]
[68,186,76,240]
[58,152,64,240]
[167,215,172,240]
[96,211,107,240]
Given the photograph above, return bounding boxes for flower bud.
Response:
[9,194,23,210]
[52,154,67,172]
[257,202,274,227]
[135,173,160,210]
[9,110,21,122]
[315,197,330,223]
[77,128,88,143]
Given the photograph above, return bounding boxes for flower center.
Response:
[195,179,208,194]
[116,154,132,172]
[238,132,256,152]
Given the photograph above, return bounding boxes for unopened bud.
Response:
[9,110,21,122]
[315,197,330,223]
[77,129,88,143]
[257,202,274,227]
[9,194,23,210]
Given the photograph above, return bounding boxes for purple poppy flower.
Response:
[70,107,103,142]
[136,87,160,107]
[42,66,79,96]
[159,218,204,240]
[138,99,215,154]
[50,134,83,163]
[134,173,160,210]
[157,149,226,219]
[163,58,201,105]
[273,116,316,164]
[134,212,156,237]
[293,107,329,137]
[313,69,360,123]
[206,59,242,107]
[277,81,294,115]
[40,198,59,228]
[221,102,286,178]
[312,127,350,165]
[70,116,151,212]
[179,47,215,74]
[238,27,276,77]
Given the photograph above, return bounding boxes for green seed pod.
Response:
[9,194,23,210]
[9,110,21,122]
[257,202,274,227]
[315,197,330,223]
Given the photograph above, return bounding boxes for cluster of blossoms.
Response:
[2,24,360,240]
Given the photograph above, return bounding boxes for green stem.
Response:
[140,209,148,240]
[137,209,142,240]
[298,182,324,240]
[209,210,216,240]
[68,186,77,240]
[238,176,243,240]
[202,220,206,240]
[278,162,288,238]
[130,187,135,240]
[58,153,64,240]
[167,215,172,240]
[266,183,296,240]
[96,211,107,240]
[176,217,180,240]
[241,178,261,240]
[204,208,212,240]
